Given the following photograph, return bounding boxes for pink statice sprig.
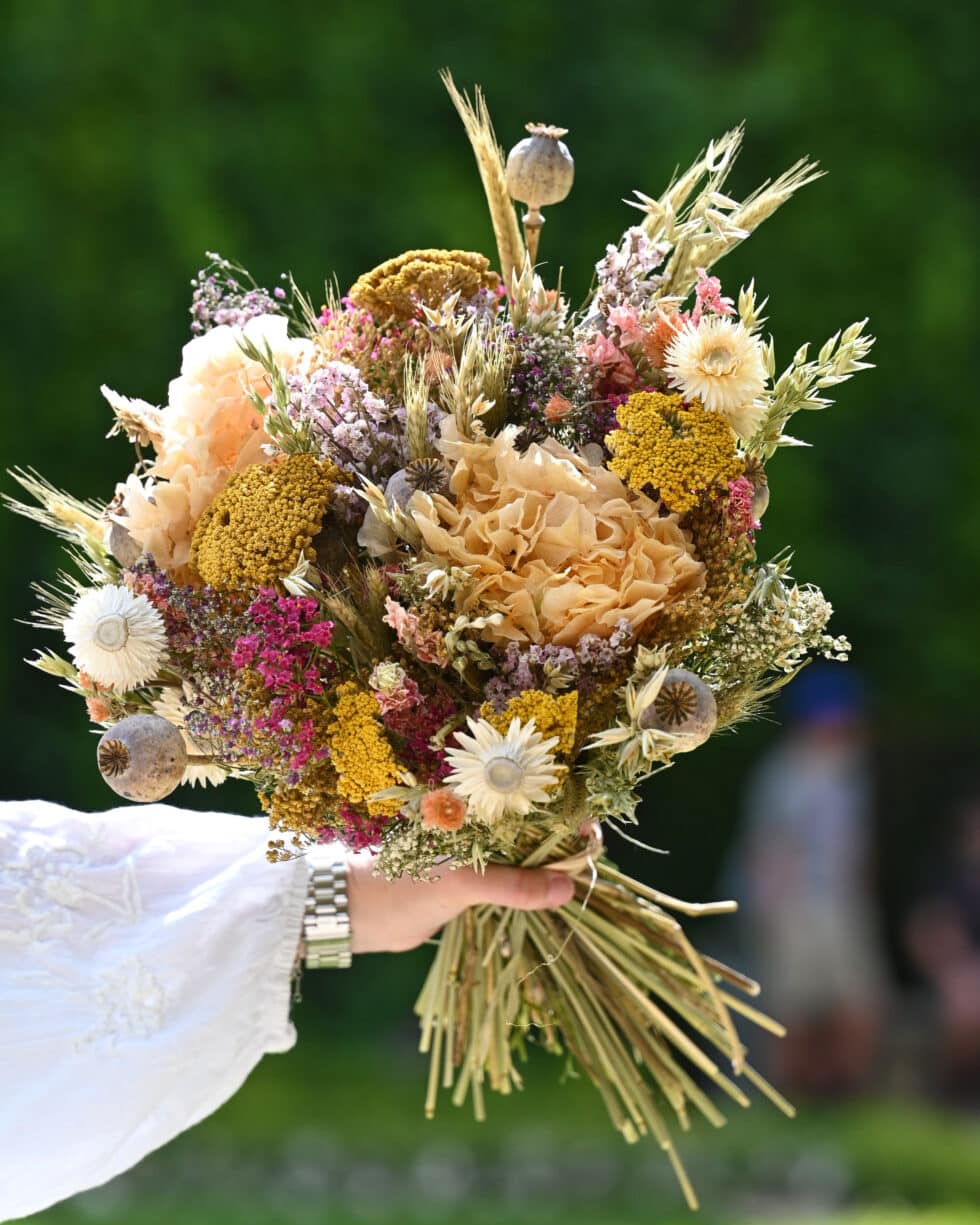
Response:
[691,268,736,327]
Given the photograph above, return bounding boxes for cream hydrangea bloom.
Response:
[410,426,704,646]
[118,315,314,579]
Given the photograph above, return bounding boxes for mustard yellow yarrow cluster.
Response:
[606,391,743,515]
[327,682,403,816]
[191,454,338,589]
[481,690,579,757]
[348,249,500,322]
[261,759,338,847]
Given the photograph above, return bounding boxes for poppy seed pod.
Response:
[506,124,574,266]
[638,669,717,750]
[506,124,575,211]
[97,713,187,802]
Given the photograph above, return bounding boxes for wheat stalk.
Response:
[441,70,524,286]
[415,829,792,1212]
[402,357,433,461]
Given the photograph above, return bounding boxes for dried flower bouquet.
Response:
[8,73,872,1206]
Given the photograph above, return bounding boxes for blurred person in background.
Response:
[904,794,980,1103]
[729,667,887,1098]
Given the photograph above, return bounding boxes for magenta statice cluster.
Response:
[231,590,334,691]
[230,590,335,780]
[380,686,457,785]
[321,804,390,853]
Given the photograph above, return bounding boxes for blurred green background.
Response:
[2,1,979,1222]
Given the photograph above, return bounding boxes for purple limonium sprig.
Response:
[189,252,283,335]
[483,619,634,711]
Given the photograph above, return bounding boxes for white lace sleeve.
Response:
[0,798,325,1221]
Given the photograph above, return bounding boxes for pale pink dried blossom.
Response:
[578,332,636,392]
[607,305,648,349]
[727,476,760,539]
[369,661,422,714]
[383,598,448,666]
[691,268,736,326]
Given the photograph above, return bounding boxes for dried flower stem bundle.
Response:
[416,832,792,1211]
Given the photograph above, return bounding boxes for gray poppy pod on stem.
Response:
[638,669,717,750]
[506,124,574,265]
[97,713,188,802]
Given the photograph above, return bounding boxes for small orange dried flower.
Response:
[420,788,467,832]
[645,310,682,369]
[544,394,572,421]
[85,696,112,724]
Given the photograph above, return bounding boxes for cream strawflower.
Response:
[444,717,561,824]
[63,585,167,691]
[665,316,767,438]
[152,684,226,788]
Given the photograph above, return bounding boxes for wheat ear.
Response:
[441,70,525,286]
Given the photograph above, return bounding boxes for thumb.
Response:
[465,864,575,911]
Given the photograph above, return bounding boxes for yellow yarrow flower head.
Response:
[347,249,500,323]
[191,453,338,589]
[327,682,403,817]
[606,391,743,515]
[480,689,578,758]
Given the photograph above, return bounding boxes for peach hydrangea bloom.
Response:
[118,315,314,579]
[410,426,704,646]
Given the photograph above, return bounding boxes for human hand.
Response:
[347,853,576,954]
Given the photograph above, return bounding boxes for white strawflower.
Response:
[152,685,226,788]
[444,717,561,824]
[63,585,166,691]
[665,316,767,438]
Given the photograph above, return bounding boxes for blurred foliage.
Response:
[22,1038,980,1222]
[1,0,978,1073]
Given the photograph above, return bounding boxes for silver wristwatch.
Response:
[302,848,352,969]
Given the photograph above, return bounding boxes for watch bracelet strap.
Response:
[302,852,352,970]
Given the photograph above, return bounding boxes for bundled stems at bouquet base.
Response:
[415,841,792,1211]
